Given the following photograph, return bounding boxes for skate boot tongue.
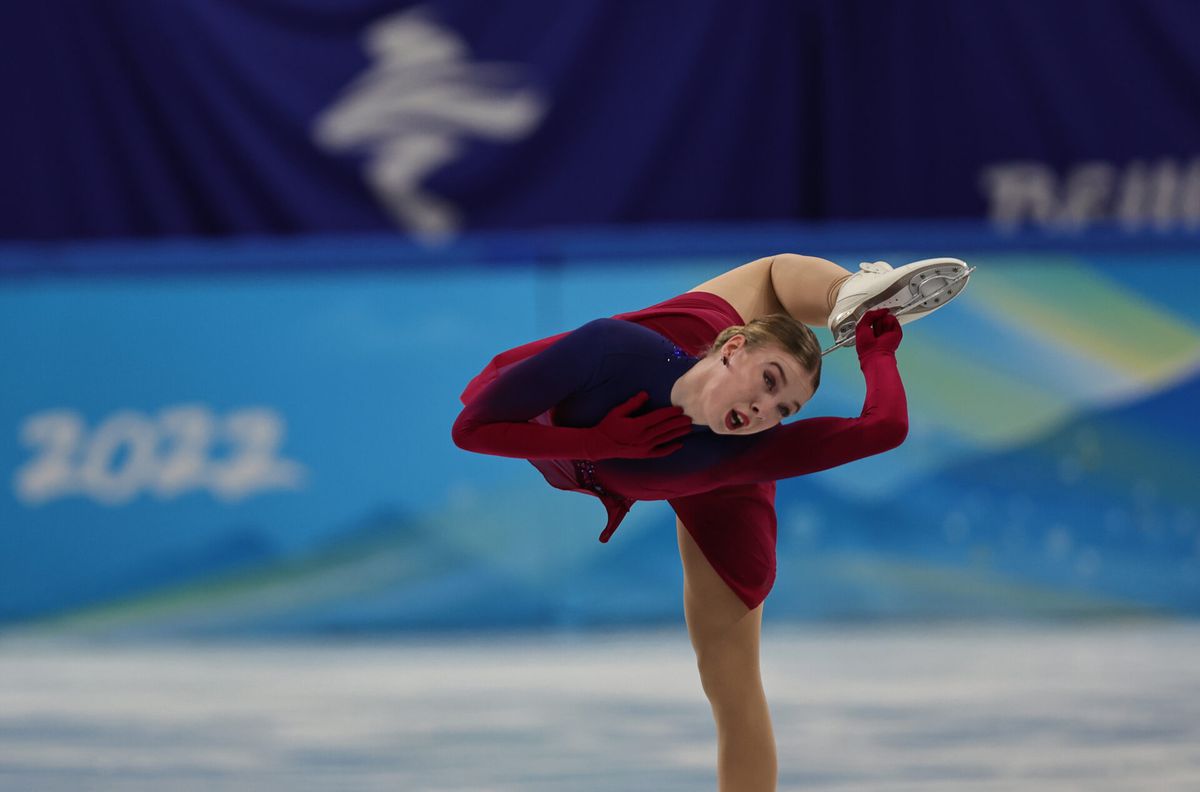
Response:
[858,261,893,274]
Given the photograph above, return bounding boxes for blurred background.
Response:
[2,1,1199,790]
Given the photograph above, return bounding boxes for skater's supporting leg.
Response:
[678,519,778,792]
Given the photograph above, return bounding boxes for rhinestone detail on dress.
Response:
[574,459,610,496]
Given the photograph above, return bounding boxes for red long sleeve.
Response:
[453,418,601,460]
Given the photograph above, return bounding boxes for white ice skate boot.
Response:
[825,257,974,354]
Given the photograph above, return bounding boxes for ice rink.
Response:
[2,621,1199,791]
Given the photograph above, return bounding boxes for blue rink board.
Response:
[1,227,1198,635]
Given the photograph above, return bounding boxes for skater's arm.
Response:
[721,311,908,481]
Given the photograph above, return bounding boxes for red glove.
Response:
[855,309,903,358]
[585,391,694,460]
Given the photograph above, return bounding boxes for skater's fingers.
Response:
[646,417,693,444]
[606,391,649,418]
[630,404,683,426]
[855,308,902,353]
[637,404,686,420]
[640,408,689,424]
[855,312,883,343]
[861,308,891,323]
[873,313,900,334]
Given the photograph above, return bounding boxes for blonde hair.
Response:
[708,313,822,391]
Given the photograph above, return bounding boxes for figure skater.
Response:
[453,254,971,792]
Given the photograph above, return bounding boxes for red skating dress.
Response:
[455,292,907,608]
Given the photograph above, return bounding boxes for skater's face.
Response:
[704,336,815,435]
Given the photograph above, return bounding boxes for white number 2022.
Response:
[14,405,308,506]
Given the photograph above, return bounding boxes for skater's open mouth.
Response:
[725,410,745,430]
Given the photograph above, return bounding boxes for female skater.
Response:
[453,306,904,537]
[453,253,971,791]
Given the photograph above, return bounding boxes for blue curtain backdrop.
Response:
[2,0,1199,239]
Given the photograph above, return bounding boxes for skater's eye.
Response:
[765,373,790,417]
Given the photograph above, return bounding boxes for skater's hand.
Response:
[855,309,902,357]
[587,392,693,460]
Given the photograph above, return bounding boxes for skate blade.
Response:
[822,266,975,356]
